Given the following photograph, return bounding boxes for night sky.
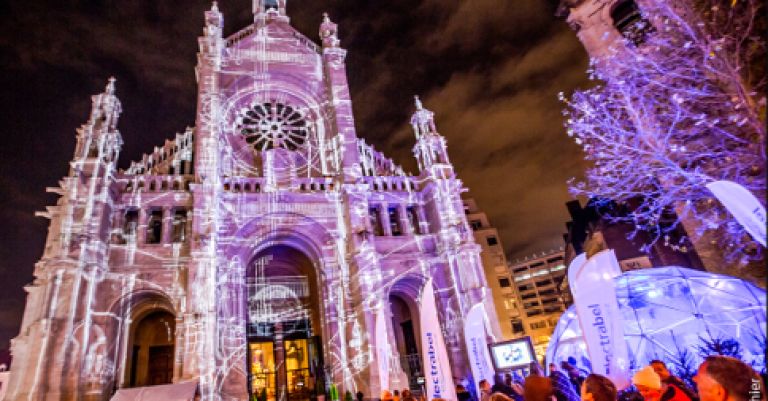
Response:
[0,1,589,350]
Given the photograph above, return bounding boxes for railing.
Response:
[247,276,309,299]
[361,176,417,192]
[399,353,423,391]
[122,175,193,193]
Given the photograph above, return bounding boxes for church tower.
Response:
[6,2,503,400]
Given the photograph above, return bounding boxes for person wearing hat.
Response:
[633,366,664,401]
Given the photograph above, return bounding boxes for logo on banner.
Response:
[568,250,631,389]
[427,332,442,397]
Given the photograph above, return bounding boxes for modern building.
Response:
[463,199,524,340]
[5,2,502,400]
[507,249,569,360]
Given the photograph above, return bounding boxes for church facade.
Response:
[6,2,502,400]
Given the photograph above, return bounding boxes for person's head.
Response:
[494,373,506,385]
[505,373,513,384]
[489,393,514,401]
[529,361,545,376]
[549,363,558,373]
[649,360,671,381]
[524,376,554,401]
[401,390,411,398]
[561,361,577,374]
[581,374,617,401]
[632,366,662,401]
[381,390,393,401]
[694,355,762,401]
[479,379,491,392]
[456,385,465,392]
[394,390,400,396]
[357,391,364,401]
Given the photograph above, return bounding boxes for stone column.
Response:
[162,207,173,244]
[398,204,412,236]
[379,204,392,237]
[137,208,148,244]
[416,206,429,235]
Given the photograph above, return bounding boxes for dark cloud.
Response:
[0,0,590,349]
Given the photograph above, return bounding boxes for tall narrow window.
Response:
[124,209,139,237]
[146,210,163,244]
[369,207,383,236]
[172,209,187,243]
[388,207,402,236]
[406,206,421,235]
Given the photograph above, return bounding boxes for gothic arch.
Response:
[107,290,177,388]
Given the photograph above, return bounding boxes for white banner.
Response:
[375,307,390,393]
[420,279,457,401]
[568,250,631,390]
[706,180,766,246]
[463,303,496,397]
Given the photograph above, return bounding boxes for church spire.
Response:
[410,95,437,139]
[319,12,340,48]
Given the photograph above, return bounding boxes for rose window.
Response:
[237,102,309,151]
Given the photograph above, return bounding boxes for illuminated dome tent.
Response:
[546,267,767,375]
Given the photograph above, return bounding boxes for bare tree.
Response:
[561,0,766,264]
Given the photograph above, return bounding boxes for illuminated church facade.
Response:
[6,1,502,400]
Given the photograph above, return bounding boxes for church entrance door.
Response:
[246,245,325,401]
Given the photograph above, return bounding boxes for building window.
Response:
[498,278,511,288]
[524,301,540,309]
[511,320,524,333]
[530,321,548,330]
[172,209,187,243]
[470,220,482,231]
[146,209,163,244]
[486,236,498,246]
[124,209,139,237]
[369,207,383,236]
[527,310,542,317]
[535,279,552,287]
[512,266,527,274]
[611,0,653,46]
[388,207,402,236]
[406,206,421,235]
[521,293,537,300]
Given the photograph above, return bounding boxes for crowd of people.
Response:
[473,356,764,401]
[372,355,764,401]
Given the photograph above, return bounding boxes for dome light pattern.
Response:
[237,102,308,151]
[546,267,766,376]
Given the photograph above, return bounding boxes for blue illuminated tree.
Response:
[562,0,766,265]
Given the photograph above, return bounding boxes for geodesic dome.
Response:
[546,266,767,376]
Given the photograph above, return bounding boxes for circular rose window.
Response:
[237,102,309,151]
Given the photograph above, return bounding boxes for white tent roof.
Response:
[110,381,198,401]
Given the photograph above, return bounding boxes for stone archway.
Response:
[388,276,427,393]
[245,244,326,401]
[121,294,177,389]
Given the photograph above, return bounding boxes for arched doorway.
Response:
[246,245,324,401]
[389,289,423,392]
[126,310,176,387]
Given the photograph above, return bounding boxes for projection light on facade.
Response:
[546,267,766,377]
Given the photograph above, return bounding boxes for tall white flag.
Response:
[463,303,496,398]
[706,180,766,246]
[568,250,631,390]
[420,279,457,401]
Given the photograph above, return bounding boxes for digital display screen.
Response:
[489,337,535,370]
